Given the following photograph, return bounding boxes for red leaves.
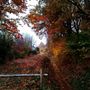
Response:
[28,13,48,24]
[28,13,49,36]
[12,0,27,12]
[15,55,43,70]
[28,12,65,37]
[1,19,23,39]
[35,16,47,22]
[12,0,23,5]
[2,22,18,33]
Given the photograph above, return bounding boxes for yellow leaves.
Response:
[49,39,66,61]
[52,48,60,58]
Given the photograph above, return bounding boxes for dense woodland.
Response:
[0,0,90,90]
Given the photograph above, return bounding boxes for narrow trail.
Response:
[0,54,49,90]
[0,54,44,74]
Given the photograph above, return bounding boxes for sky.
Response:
[6,0,47,47]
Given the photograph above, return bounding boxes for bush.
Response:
[0,30,15,64]
[67,31,90,64]
[66,31,90,90]
[12,39,32,59]
[70,69,90,90]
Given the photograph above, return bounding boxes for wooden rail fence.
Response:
[0,69,48,88]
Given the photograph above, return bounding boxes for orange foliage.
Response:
[47,18,65,36]
[28,13,47,24]
[29,12,66,36]
[12,0,26,12]
[28,13,49,36]
[12,0,23,5]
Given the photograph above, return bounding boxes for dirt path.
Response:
[0,54,48,90]
[0,54,44,74]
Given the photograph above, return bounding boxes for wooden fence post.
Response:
[40,68,43,89]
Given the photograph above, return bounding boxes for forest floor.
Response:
[0,39,90,90]
[0,54,49,90]
[0,39,72,90]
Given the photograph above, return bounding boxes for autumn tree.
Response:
[0,0,27,37]
[0,0,27,63]
[28,10,49,40]
[37,1,90,90]
[39,0,90,38]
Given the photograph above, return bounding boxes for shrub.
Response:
[12,39,32,59]
[70,69,90,90]
[0,30,15,64]
[66,31,90,90]
[67,31,90,64]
